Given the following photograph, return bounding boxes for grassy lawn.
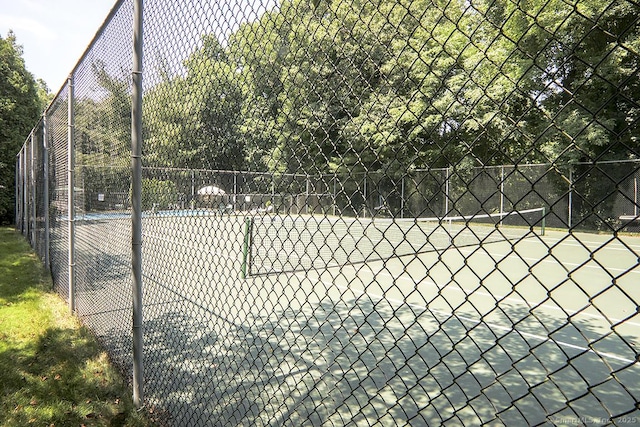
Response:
[0,227,154,427]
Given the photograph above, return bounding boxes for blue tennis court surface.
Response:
[73,209,222,221]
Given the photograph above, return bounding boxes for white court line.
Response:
[143,232,226,257]
[455,244,640,275]
[354,266,640,329]
[522,235,640,252]
[323,280,637,365]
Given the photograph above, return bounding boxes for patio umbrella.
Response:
[197,185,226,196]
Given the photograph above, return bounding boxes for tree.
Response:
[144,35,246,170]
[228,6,292,172]
[137,0,638,227]
[529,0,640,227]
[75,61,131,168]
[0,31,45,224]
[229,0,396,175]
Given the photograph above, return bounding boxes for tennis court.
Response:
[71,210,639,425]
[241,216,639,425]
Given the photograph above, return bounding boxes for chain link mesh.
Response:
[15,0,640,425]
[47,87,70,300]
[72,0,136,377]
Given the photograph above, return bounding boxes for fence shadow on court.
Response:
[82,282,639,426]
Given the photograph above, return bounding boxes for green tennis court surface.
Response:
[237,225,639,425]
[245,208,546,276]
[71,212,639,424]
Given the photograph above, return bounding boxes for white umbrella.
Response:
[197,185,226,196]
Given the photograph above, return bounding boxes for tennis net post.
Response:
[241,216,253,279]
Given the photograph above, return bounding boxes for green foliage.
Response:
[16,0,638,227]
[65,0,631,181]
[80,165,131,211]
[76,61,131,169]
[138,178,178,211]
[210,0,638,176]
[0,32,43,224]
[144,36,245,170]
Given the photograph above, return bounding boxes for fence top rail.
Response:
[43,0,127,119]
[411,158,640,173]
[119,160,640,176]
[140,166,310,178]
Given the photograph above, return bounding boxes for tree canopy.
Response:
[10,0,634,229]
[135,0,639,176]
[38,0,639,196]
[0,31,47,224]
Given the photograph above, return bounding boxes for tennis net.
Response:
[243,207,546,276]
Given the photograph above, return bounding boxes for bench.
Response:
[619,215,640,230]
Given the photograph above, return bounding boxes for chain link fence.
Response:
[15,0,640,425]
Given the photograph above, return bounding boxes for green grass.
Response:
[0,227,154,427]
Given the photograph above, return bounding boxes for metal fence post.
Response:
[363,174,367,217]
[445,166,450,216]
[191,170,195,208]
[15,149,21,231]
[499,165,505,226]
[68,76,76,314]
[333,174,337,217]
[233,171,237,211]
[131,0,145,407]
[30,132,36,245]
[568,168,573,229]
[308,174,309,214]
[500,165,505,214]
[21,146,25,233]
[22,146,27,235]
[43,115,50,271]
[634,176,638,217]
[401,175,405,218]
